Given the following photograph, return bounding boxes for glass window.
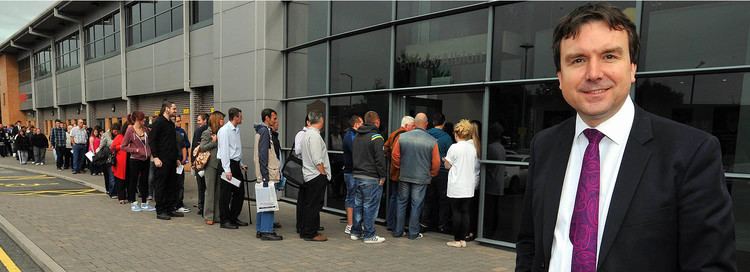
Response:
[103,17,114,36]
[285,98,328,147]
[331,1,392,34]
[192,1,212,24]
[156,1,171,14]
[491,2,636,80]
[141,18,155,41]
[172,7,183,31]
[286,43,327,98]
[113,13,120,31]
[141,2,155,18]
[95,24,104,39]
[635,73,750,174]
[287,1,328,47]
[105,35,116,54]
[86,12,120,60]
[131,24,141,45]
[328,94,389,151]
[483,82,574,242]
[18,58,30,83]
[330,29,391,93]
[95,40,104,57]
[640,1,750,71]
[131,3,141,23]
[397,1,482,19]
[156,12,171,36]
[395,10,488,87]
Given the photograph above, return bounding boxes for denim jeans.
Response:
[386,181,399,231]
[395,182,428,239]
[351,177,383,239]
[256,211,275,233]
[72,144,86,172]
[103,164,116,196]
[343,173,357,209]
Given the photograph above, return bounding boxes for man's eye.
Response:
[571,58,584,64]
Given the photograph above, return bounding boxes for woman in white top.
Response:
[443,119,480,248]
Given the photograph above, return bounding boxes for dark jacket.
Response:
[352,124,386,180]
[428,127,452,171]
[191,124,208,161]
[342,128,356,173]
[148,115,178,163]
[254,123,281,182]
[31,133,49,148]
[14,134,30,150]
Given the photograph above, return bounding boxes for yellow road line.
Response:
[0,245,21,272]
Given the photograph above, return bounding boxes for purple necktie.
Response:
[570,128,604,272]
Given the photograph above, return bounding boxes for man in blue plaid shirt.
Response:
[49,120,67,171]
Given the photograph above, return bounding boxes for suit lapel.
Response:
[597,107,654,267]
[542,119,575,262]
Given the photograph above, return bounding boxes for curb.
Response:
[0,164,108,272]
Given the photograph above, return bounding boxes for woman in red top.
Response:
[110,122,128,204]
[88,126,102,176]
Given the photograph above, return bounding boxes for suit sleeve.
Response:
[677,136,736,271]
[515,136,537,272]
[258,128,271,182]
[200,129,217,152]
[148,121,162,160]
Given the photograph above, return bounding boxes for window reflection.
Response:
[635,73,750,174]
[287,44,327,98]
[331,1,391,34]
[331,29,391,93]
[287,1,328,47]
[395,10,487,87]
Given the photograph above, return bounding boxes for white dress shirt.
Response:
[293,126,309,158]
[217,121,243,173]
[550,96,635,271]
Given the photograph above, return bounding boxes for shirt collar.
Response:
[574,95,635,145]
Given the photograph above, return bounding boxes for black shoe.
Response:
[260,233,283,241]
[156,213,171,220]
[168,212,185,217]
[319,226,325,231]
[233,219,249,226]
[220,222,238,229]
[273,222,282,229]
[72,171,79,174]
[256,232,262,238]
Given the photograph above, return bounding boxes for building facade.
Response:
[0,0,747,263]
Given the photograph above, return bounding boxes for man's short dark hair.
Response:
[160,101,175,116]
[228,107,242,121]
[261,108,276,123]
[348,114,361,128]
[55,119,61,123]
[199,113,209,122]
[552,3,639,71]
[363,111,379,125]
[431,112,446,126]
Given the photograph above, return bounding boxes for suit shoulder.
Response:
[532,116,575,146]
[644,110,715,143]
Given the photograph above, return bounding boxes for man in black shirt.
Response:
[149,101,181,220]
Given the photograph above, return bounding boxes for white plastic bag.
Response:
[255,182,279,213]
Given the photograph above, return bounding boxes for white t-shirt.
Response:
[445,139,480,198]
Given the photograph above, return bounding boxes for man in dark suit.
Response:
[515,3,736,272]
[149,101,182,220]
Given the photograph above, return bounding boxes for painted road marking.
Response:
[0,175,55,181]
[0,245,21,272]
[0,183,60,188]
[5,188,102,197]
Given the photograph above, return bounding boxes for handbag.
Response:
[281,141,304,189]
[255,182,279,213]
[192,145,211,170]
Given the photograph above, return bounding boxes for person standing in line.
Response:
[391,113,440,240]
[443,119,480,248]
[14,129,30,165]
[192,113,210,216]
[173,115,191,214]
[98,125,116,197]
[350,111,387,244]
[70,119,88,174]
[383,116,415,233]
[149,102,182,220]
[294,116,311,233]
[425,112,453,233]
[216,107,249,229]
[31,127,49,165]
[253,108,283,241]
[50,120,67,171]
[108,123,124,200]
[298,111,330,242]
[121,112,155,212]
[342,114,362,234]
[200,111,224,225]
[88,126,102,175]
[64,124,73,170]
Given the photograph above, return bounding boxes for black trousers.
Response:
[55,146,66,169]
[450,197,471,241]
[153,160,178,214]
[63,147,72,169]
[196,174,206,211]
[176,172,185,209]
[299,174,327,238]
[423,171,451,229]
[123,159,150,203]
[219,160,245,223]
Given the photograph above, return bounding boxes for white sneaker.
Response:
[176,207,191,213]
[40,162,44,165]
[344,225,352,234]
[446,241,463,248]
[140,202,156,212]
[350,234,361,241]
[131,202,142,212]
[364,236,386,244]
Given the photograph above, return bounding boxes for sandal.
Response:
[205,220,214,225]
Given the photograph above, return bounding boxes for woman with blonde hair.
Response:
[199,111,225,225]
[443,119,480,248]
